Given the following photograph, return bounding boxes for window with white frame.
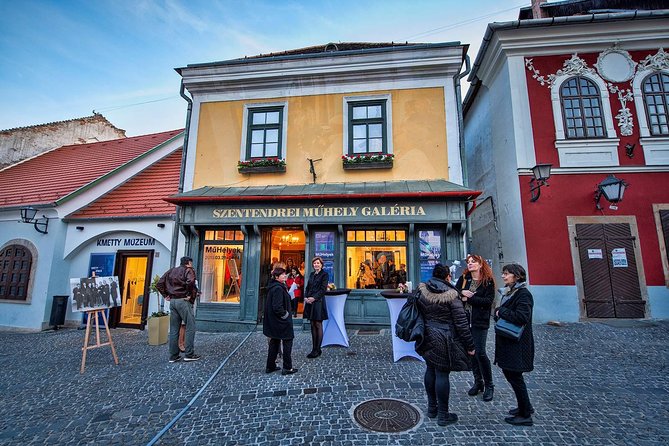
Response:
[343,95,392,157]
[550,73,619,167]
[632,69,669,165]
[240,103,288,162]
[642,72,669,136]
[560,76,606,139]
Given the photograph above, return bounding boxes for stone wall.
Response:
[0,114,126,168]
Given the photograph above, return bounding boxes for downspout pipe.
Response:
[455,54,473,248]
[171,80,193,267]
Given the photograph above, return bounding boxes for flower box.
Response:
[343,160,393,170]
[342,154,394,170]
[238,165,286,174]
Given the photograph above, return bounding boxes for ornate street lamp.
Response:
[529,163,552,202]
[19,206,49,234]
[595,174,629,210]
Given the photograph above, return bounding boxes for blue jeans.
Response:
[169,299,195,358]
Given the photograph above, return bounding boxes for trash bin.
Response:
[50,295,69,330]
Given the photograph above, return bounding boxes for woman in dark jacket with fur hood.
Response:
[495,263,535,426]
[416,264,475,426]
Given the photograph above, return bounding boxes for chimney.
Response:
[531,0,548,19]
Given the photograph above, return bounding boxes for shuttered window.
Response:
[0,245,32,301]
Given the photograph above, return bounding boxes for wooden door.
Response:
[575,223,645,318]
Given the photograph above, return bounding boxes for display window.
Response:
[202,230,244,303]
[345,229,407,290]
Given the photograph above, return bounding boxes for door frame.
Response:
[652,204,669,288]
[567,216,649,320]
[111,249,155,329]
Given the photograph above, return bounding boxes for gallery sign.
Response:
[189,201,462,224]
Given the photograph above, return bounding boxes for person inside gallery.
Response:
[263,267,297,375]
[303,256,329,358]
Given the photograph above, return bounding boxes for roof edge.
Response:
[165,190,482,205]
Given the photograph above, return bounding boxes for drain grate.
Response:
[357,329,381,335]
[352,398,421,433]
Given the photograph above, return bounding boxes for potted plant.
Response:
[342,153,394,170]
[237,158,286,173]
[147,274,169,345]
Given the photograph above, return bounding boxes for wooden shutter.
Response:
[576,224,615,318]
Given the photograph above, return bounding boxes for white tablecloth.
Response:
[385,297,424,362]
[322,293,349,348]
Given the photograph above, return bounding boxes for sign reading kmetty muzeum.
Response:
[188,202,462,224]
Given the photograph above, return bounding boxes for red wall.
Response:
[522,50,669,286]
[525,51,661,168]
[520,172,669,286]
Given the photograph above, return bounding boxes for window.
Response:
[560,76,605,139]
[346,229,406,290]
[642,72,669,136]
[246,107,283,160]
[348,100,387,155]
[0,245,32,301]
[201,230,244,304]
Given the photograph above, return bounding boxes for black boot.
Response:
[467,381,484,396]
[482,384,494,401]
[437,412,458,426]
[426,398,437,418]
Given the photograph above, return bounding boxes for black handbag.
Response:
[495,318,525,341]
[395,292,424,343]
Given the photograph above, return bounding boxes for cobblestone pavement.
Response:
[0,320,667,445]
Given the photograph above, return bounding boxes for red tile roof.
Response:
[68,149,182,219]
[0,129,182,208]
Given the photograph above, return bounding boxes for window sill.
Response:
[238,165,286,174]
[343,161,393,170]
[555,138,620,167]
[640,137,669,165]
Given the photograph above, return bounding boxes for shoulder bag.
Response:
[494,318,525,341]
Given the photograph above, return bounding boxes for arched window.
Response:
[642,72,669,136]
[560,76,605,139]
[0,244,32,301]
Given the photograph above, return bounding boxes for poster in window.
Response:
[419,230,442,282]
[88,253,115,277]
[70,276,121,312]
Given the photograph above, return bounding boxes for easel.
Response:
[80,272,119,373]
[225,258,241,301]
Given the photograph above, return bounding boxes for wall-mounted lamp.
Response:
[157,223,165,228]
[595,174,629,210]
[75,226,85,231]
[20,206,49,234]
[529,163,552,202]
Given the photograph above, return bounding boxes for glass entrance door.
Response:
[111,250,153,328]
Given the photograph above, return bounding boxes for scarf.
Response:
[500,282,527,307]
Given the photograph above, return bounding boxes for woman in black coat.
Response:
[455,254,496,401]
[494,263,535,426]
[303,256,329,358]
[263,267,297,375]
[416,264,475,426]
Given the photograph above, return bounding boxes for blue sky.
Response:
[0,0,528,136]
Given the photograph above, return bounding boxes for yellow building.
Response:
[171,42,479,331]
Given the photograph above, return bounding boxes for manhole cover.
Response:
[352,398,421,433]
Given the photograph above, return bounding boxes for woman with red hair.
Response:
[455,254,496,401]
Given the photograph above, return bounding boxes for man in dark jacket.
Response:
[156,256,201,363]
[416,264,475,426]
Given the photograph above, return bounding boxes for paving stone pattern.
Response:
[0,321,667,445]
